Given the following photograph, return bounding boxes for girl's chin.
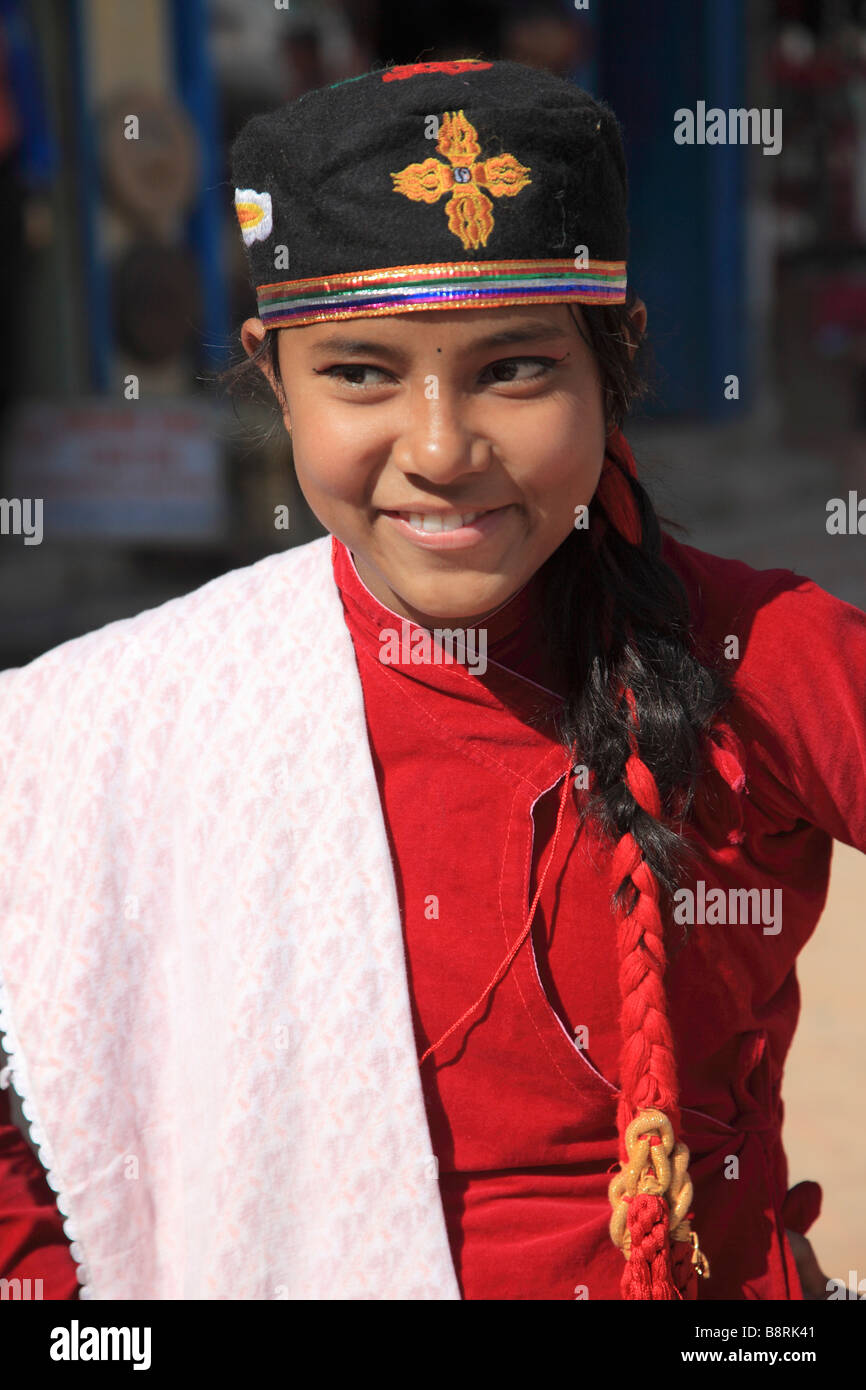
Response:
[351,547,527,624]
[389,585,517,626]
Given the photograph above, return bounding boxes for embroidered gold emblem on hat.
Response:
[391,110,532,251]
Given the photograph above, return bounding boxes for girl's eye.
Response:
[481,356,558,384]
[314,355,561,392]
[315,364,393,389]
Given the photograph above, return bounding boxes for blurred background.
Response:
[0,0,863,1290]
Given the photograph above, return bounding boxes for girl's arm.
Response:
[732,572,866,1299]
[786,1228,830,1301]
[736,572,866,853]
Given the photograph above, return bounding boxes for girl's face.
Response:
[242,302,642,627]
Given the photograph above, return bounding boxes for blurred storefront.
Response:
[766,1,866,466]
[0,0,863,664]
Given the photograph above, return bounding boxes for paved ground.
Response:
[629,416,865,1290]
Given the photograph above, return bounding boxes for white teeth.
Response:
[404,511,481,532]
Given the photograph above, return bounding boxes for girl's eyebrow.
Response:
[307,321,571,359]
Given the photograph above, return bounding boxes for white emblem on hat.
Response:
[234,188,273,246]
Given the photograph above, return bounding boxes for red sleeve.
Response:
[0,1082,81,1299]
[733,572,866,852]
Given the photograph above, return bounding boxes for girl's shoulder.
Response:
[661,529,865,665]
[663,529,819,625]
[662,530,866,849]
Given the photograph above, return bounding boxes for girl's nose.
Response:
[391,392,492,484]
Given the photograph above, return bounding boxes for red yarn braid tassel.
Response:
[622,1194,678,1301]
[594,438,711,1301]
[594,429,642,545]
[611,675,685,1300]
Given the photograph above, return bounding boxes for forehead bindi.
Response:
[302,317,573,363]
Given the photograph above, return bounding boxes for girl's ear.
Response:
[240,318,292,433]
[625,298,647,360]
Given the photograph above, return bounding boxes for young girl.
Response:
[1,57,864,1302]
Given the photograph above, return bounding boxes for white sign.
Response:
[3,400,228,540]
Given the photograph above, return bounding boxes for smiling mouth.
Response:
[380,506,503,534]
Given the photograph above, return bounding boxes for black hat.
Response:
[231,58,629,329]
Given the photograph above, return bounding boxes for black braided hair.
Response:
[539,298,737,920]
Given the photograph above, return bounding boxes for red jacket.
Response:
[2,528,863,1299]
[330,530,864,1299]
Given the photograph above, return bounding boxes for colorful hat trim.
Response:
[256,258,627,328]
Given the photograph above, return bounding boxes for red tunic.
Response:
[1,530,864,1299]
[0,1083,79,1298]
[331,530,866,1300]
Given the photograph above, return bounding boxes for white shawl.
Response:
[0,535,461,1300]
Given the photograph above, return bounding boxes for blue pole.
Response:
[170,0,230,370]
[558,0,598,94]
[703,0,747,418]
[68,0,112,392]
